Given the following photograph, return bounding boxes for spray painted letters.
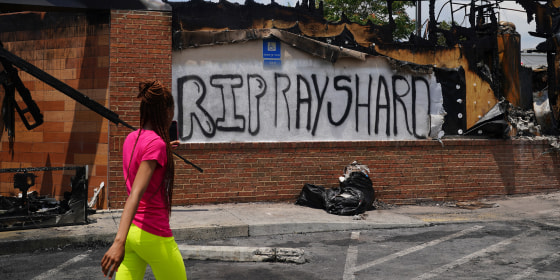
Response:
[173,55,440,142]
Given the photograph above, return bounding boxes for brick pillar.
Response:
[107,9,172,208]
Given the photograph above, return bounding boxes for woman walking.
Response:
[101,80,187,280]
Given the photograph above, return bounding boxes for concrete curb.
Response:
[246,222,431,237]
[179,245,306,264]
[2,233,114,254]
[173,225,249,241]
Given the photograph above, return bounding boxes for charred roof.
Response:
[170,0,394,52]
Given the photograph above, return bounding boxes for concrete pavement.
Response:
[2,191,560,261]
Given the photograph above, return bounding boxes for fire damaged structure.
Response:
[0,166,89,230]
[170,0,559,139]
[1,0,560,216]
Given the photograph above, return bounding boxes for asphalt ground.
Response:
[1,191,560,260]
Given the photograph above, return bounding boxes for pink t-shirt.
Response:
[122,129,172,237]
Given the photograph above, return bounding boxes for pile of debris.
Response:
[0,166,89,231]
[508,104,541,136]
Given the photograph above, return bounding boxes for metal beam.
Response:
[0,44,203,172]
[0,44,133,130]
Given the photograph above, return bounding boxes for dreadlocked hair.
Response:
[138,80,175,216]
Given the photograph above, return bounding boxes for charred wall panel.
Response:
[0,166,89,231]
[520,66,534,110]
[436,67,467,136]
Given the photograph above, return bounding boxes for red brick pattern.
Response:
[107,10,172,208]
[0,11,110,205]
[169,139,560,205]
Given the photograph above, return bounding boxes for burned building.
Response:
[170,0,559,139]
[0,0,560,219]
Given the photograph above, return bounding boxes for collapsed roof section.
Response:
[515,0,560,117]
[516,0,560,50]
[171,1,434,81]
[173,28,368,63]
[171,0,393,52]
[171,0,434,78]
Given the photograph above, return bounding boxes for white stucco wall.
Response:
[172,39,443,142]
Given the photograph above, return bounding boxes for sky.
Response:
[167,0,541,50]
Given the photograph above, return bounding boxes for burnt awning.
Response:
[173,28,367,63]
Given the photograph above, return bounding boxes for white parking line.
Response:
[412,230,535,280]
[509,252,560,280]
[31,253,89,280]
[343,231,361,280]
[539,221,560,229]
[348,225,484,275]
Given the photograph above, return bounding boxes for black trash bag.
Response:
[326,172,375,216]
[295,171,375,216]
[325,186,362,215]
[342,171,375,209]
[295,183,327,209]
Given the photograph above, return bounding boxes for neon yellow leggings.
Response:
[116,224,187,280]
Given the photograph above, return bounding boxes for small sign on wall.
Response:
[263,59,281,68]
[263,38,281,68]
[263,38,281,58]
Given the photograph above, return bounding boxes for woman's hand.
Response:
[170,140,180,149]
[100,160,155,278]
[101,241,125,279]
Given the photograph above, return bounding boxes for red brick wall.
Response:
[107,10,173,208]
[0,11,110,204]
[166,139,560,206]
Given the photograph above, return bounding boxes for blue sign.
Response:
[263,39,281,59]
[263,59,282,69]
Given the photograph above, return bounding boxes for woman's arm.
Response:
[101,160,157,279]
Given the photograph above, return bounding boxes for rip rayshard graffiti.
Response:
[172,42,444,143]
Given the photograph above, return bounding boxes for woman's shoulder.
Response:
[124,129,140,143]
[125,129,164,146]
[140,130,166,147]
